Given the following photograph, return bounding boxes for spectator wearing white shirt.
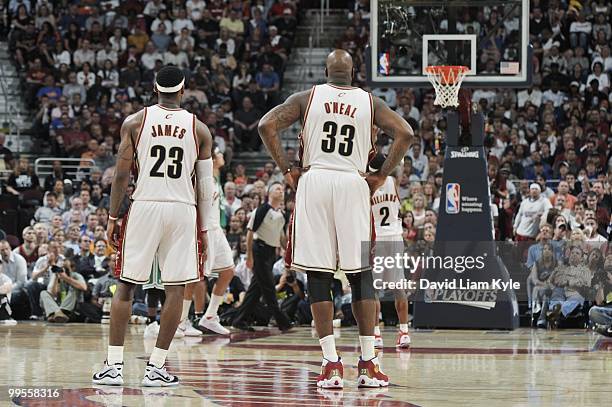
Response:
[372,88,397,109]
[95,44,118,68]
[570,13,592,50]
[517,87,543,108]
[513,183,552,240]
[172,9,194,34]
[143,0,166,19]
[542,82,567,107]
[73,40,96,68]
[586,62,610,91]
[108,28,127,53]
[76,63,96,89]
[141,42,163,71]
[151,10,173,35]
[0,241,27,288]
[163,43,189,69]
[224,182,242,216]
[407,142,429,181]
[186,0,206,21]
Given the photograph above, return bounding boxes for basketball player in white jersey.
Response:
[175,147,235,336]
[92,66,214,387]
[258,50,413,389]
[369,154,411,349]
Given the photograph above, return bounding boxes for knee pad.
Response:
[346,271,376,302]
[306,272,334,304]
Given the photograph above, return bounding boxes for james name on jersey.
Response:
[150,124,188,139]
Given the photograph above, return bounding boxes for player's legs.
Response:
[199,228,235,334]
[155,284,185,350]
[109,281,137,347]
[94,202,163,386]
[177,281,204,336]
[335,173,388,387]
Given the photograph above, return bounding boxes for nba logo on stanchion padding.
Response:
[446,183,460,214]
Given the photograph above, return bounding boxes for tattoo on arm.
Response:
[108,114,138,217]
[258,92,306,171]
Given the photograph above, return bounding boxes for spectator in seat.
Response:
[27,240,64,319]
[36,74,62,103]
[81,214,99,241]
[0,239,27,293]
[140,42,163,72]
[151,22,172,52]
[82,253,117,323]
[62,197,87,227]
[220,9,245,38]
[224,182,242,216]
[6,157,40,200]
[128,27,150,54]
[77,62,96,90]
[275,8,297,42]
[183,78,208,105]
[64,225,80,257]
[585,192,610,236]
[39,258,86,323]
[547,245,591,325]
[33,191,62,224]
[234,96,263,151]
[76,238,108,280]
[255,63,280,109]
[13,227,38,273]
[589,254,612,337]
[0,261,17,325]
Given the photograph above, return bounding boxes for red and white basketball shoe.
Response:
[316,358,344,389]
[396,330,411,348]
[357,357,389,388]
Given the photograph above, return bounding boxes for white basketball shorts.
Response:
[115,200,200,285]
[288,168,373,274]
[205,228,234,278]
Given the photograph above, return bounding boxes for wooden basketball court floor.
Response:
[1,323,610,406]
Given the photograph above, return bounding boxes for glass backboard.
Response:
[367,0,532,87]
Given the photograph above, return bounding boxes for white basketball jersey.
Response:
[300,84,374,172]
[206,176,223,231]
[371,176,402,237]
[131,105,198,205]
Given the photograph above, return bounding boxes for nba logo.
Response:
[446,183,460,214]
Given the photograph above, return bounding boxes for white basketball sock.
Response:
[319,335,339,362]
[149,347,168,369]
[359,336,375,361]
[107,345,124,365]
[204,294,224,318]
[399,323,409,333]
[374,326,381,336]
[180,299,192,322]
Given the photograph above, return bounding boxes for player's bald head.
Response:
[325,49,354,84]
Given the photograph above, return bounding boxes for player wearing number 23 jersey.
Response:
[115,104,201,285]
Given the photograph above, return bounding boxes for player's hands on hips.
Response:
[284,167,302,191]
[365,172,386,196]
[107,219,118,249]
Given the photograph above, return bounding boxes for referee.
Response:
[232,183,291,331]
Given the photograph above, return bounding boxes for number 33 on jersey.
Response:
[131,105,199,206]
[299,84,375,172]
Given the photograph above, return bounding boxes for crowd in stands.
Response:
[0,1,610,336]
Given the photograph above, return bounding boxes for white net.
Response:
[425,66,469,108]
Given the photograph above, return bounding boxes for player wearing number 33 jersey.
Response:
[289,83,375,274]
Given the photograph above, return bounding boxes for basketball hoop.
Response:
[425,66,469,108]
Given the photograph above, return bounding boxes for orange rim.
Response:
[425,65,469,85]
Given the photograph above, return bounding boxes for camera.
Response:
[51,265,63,273]
[286,271,296,284]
